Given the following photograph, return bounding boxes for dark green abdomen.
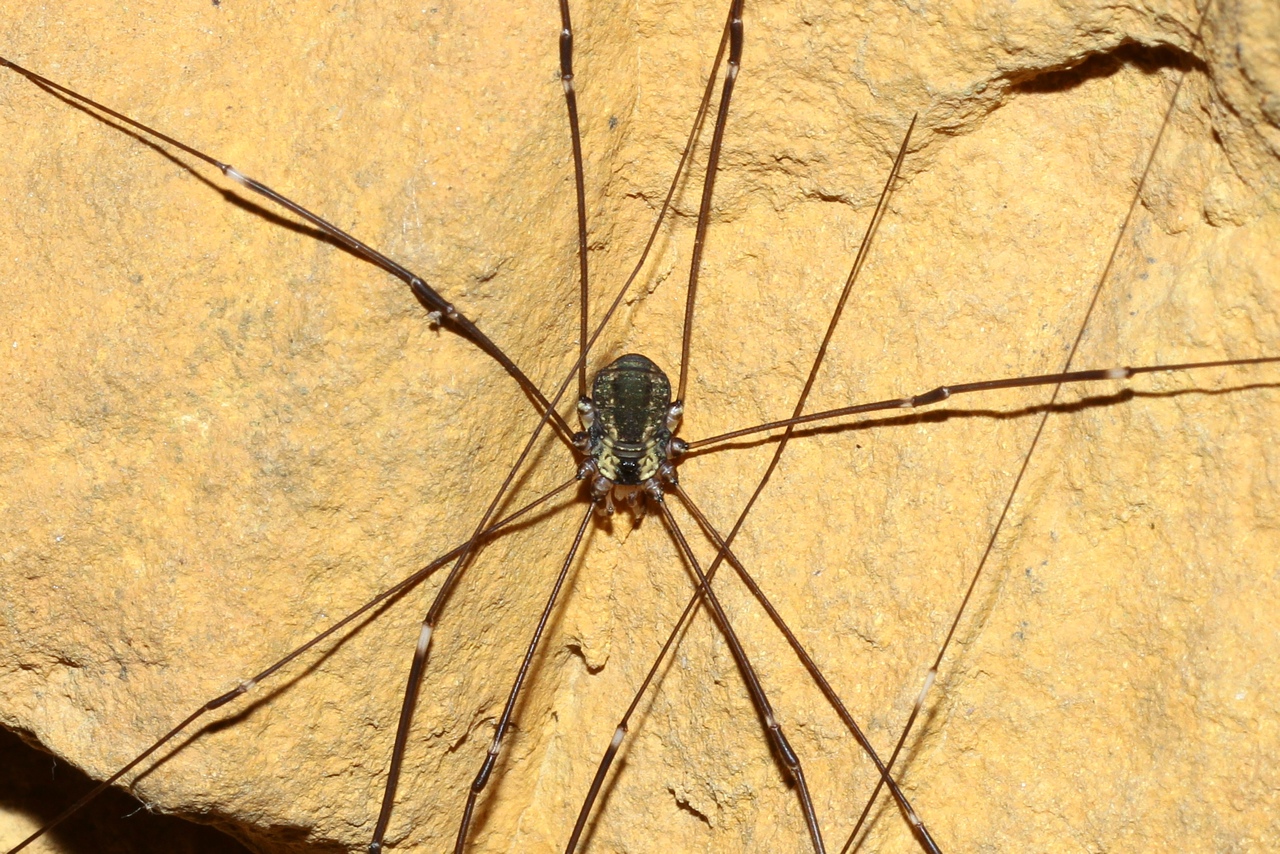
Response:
[588,354,672,485]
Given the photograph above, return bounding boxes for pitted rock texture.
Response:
[2,0,1278,852]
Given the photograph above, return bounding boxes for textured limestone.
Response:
[2,0,1278,852]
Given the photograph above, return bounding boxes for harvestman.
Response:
[2,0,1280,850]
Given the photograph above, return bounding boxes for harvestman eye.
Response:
[2,0,1278,852]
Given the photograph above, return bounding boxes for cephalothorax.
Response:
[576,353,686,511]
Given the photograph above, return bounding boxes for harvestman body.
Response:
[577,354,685,510]
[2,0,1279,851]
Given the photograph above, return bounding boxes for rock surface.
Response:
[2,0,1278,852]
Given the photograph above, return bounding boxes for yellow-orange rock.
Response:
[1,0,1277,852]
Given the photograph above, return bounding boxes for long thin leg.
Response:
[676,0,743,405]
[568,115,934,852]
[557,0,591,402]
[687,354,1280,453]
[655,497,827,854]
[0,36,721,852]
[568,357,965,842]
[564,482,944,853]
[0,56,579,450]
[672,483,941,854]
[3,478,577,854]
[366,6,744,847]
[838,4,1222,850]
[452,504,595,851]
[0,38,729,837]
[369,394,575,851]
